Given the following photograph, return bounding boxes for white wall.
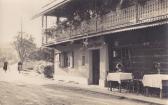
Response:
[53,43,109,87]
[54,47,90,85]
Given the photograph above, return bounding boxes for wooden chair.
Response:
[129,72,144,94]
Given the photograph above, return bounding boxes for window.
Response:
[82,55,85,66]
[59,52,68,68]
[59,52,74,68]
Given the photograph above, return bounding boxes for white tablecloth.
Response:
[107,72,132,83]
[142,74,168,89]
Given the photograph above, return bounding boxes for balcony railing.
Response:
[42,0,168,45]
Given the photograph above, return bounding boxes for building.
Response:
[36,0,168,87]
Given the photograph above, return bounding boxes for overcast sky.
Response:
[0,0,52,47]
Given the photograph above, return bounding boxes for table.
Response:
[142,74,168,98]
[107,72,133,92]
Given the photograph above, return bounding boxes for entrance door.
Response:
[92,49,100,85]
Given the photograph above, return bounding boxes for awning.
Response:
[32,0,73,19]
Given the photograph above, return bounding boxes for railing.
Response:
[43,0,168,45]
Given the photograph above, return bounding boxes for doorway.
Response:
[92,49,100,85]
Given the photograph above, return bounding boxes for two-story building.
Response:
[35,0,168,87]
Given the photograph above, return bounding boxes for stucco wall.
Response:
[53,44,109,86]
[54,47,89,84]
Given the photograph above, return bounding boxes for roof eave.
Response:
[32,0,72,19]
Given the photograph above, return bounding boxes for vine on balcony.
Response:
[56,0,150,35]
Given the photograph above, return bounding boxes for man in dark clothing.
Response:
[3,61,8,72]
[18,61,22,73]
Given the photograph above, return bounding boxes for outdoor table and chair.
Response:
[142,74,168,98]
[129,72,144,94]
[107,71,168,98]
[107,72,133,93]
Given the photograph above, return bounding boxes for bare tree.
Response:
[13,32,36,63]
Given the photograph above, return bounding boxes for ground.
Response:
[0,81,153,105]
[0,64,157,105]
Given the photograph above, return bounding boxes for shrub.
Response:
[43,65,54,78]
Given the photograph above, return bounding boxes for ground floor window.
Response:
[59,51,74,68]
[109,48,130,72]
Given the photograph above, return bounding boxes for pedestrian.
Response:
[18,61,22,73]
[3,61,8,73]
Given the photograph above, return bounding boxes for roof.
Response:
[33,0,121,19]
[33,0,73,19]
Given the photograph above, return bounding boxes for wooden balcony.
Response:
[42,0,168,46]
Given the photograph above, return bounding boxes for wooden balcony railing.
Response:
[42,0,168,45]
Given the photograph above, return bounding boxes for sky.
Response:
[0,0,52,47]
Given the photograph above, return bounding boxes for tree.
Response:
[13,32,36,63]
[29,47,54,62]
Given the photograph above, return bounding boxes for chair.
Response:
[129,71,144,94]
[162,80,168,98]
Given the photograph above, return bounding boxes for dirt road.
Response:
[0,81,153,105]
[0,64,157,105]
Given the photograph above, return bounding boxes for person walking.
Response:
[18,61,22,73]
[3,61,8,73]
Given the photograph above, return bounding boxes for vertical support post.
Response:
[94,0,97,32]
[119,83,121,93]
[137,81,140,94]
[46,16,48,29]
[132,82,135,93]
[110,81,112,91]
[135,0,139,23]
[56,16,60,25]
[42,16,44,44]
[42,16,44,28]
[160,89,163,98]
[145,87,149,96]
[45,16,48,43]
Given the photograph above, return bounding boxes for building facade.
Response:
[37,0,168,87]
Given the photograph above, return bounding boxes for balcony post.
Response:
[45,16,48,43]
[56,16,60,25]
[45,16,48,29]
[135,0,139,23]
[42,16,44,44]
[42,16,44,28]
[94,0,97,32]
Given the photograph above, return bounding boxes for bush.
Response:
[43,65,54,78]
